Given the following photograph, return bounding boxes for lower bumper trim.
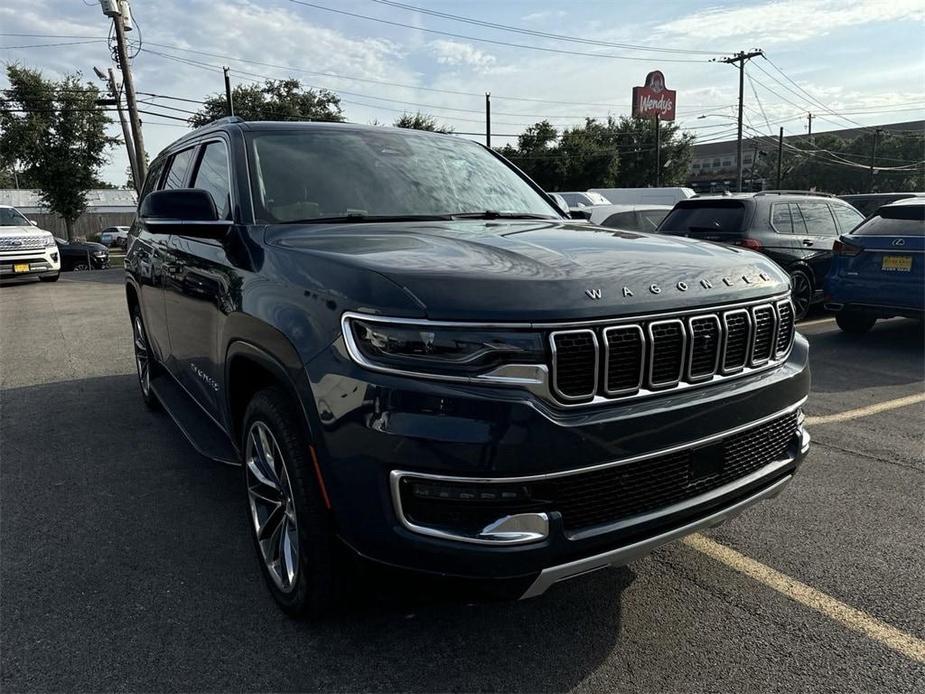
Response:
[519,472,793,599]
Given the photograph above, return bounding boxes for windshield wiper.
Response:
[281,214,454,224]
[451,211,559,220]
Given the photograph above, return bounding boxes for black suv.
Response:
[125,119,810,616]
[657,192,865,319]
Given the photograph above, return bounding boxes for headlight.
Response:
[343,315,545,377]
[93,251,107,257]
[43,234,55,247]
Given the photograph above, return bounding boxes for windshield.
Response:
[247,128,560,224]
[0,207,30,226]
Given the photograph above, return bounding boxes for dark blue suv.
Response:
[125,118,810,616]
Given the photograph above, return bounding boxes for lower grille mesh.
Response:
[534,411,799,531]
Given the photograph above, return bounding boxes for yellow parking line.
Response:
[683,533,925,663]
[805,393,925,425]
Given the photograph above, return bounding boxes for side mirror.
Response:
[139,189,231,238]
[570,209,591,220]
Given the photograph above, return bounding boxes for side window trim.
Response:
[791,203,809,236]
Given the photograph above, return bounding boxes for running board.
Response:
[150,372,240,465]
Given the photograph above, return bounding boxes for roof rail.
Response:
[201,115,244,127]
[754,190,835,198]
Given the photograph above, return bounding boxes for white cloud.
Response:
[522,10,567,22]
[429,40,497,72]
[661,0,925,44]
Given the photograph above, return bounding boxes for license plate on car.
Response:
[882,255,912,272]
[13,263,30,273]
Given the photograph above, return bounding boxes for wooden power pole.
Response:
[719,50,764,193]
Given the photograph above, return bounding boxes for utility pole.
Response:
[654,115,661,186]
[869,127,884,193]
[719,49,763,193]
[807,112,814,141]
[101,67,138,193]
[485,92,491,148]
[223,66,234,116]
[776,126,784,189]
[99,0,147,186]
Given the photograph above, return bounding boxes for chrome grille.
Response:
[548,296,795,404]
[0,236,46,251]
[603,326,644,395]
[688,315,721,381]
[550,329,598,400]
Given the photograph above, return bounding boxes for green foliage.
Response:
[497,115,693,191]
[189,79,345,128]
[0,65,116,240]
[393,112,455,133]
[757,130,925,194]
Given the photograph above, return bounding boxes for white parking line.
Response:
[798,316,836,327]
[683,533,925,664]
[806,392,925,425]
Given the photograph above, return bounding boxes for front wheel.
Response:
[131,308,160,410]
[242,387,343,617]
[789,270,813,321]
[836,311,876,335]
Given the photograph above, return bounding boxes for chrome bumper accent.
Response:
[520,472,795,599]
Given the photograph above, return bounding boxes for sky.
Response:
[1,0,923,186]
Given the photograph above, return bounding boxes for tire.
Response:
[131,307,161,410]
[789,270,813,321]
[836,311,876,335]
[38,273,60,282]
[242,386,342,617]
[73,263,89,271]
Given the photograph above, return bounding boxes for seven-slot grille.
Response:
[549,298,795,404]
[532,410,799,532]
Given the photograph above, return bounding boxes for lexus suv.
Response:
[125,119,810,617]
[657,192,865,320]
[0,205,61,281]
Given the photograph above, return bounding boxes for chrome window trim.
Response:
[686,314,722,382]
[750,303,778,367]
[389,397,807,543]
[549,328,599,401]
[647,319,686,388]
[720,308,753,375]
[602,324,645,396]
[774,299,796,358]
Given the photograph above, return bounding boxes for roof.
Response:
[0,189,137,212]
[691,120,924,158]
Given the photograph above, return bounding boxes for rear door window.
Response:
[139,157,166,205]
[831,204,864,233]
[797,202,838,237]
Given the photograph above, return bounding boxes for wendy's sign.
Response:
[632,70,676,121]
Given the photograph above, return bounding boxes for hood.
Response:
[0,225,49,237]
[266,220,790,321]
[64,240,108,252]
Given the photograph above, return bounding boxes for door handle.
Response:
[802,239,814,246]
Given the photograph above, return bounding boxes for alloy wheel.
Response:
[790,272,812,320]
[132,315,151,397]
[245,421,300,593]
[74,263,89,271]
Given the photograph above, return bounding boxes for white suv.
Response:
[0,205,61,282]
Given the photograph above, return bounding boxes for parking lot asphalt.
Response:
[2,271,923,693]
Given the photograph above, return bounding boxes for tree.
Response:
[0,65,116,240]
[189,79,344,128]
[609,115,693,188]
[497,120,563,189]
[393,111,454,133]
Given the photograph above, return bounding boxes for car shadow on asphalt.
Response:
[2,373,631,692]
[805,318,925,394]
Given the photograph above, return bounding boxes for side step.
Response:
[150,371,240,465]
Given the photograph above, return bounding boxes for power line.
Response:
[366,0,727,56]
[0,39,104,49]
[284,0,709,63]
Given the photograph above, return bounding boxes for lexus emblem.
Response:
[892,239,906,246]
[585,288,602,300]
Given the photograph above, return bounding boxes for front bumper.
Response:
[307,333,811,591]
[0,249,61,277]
